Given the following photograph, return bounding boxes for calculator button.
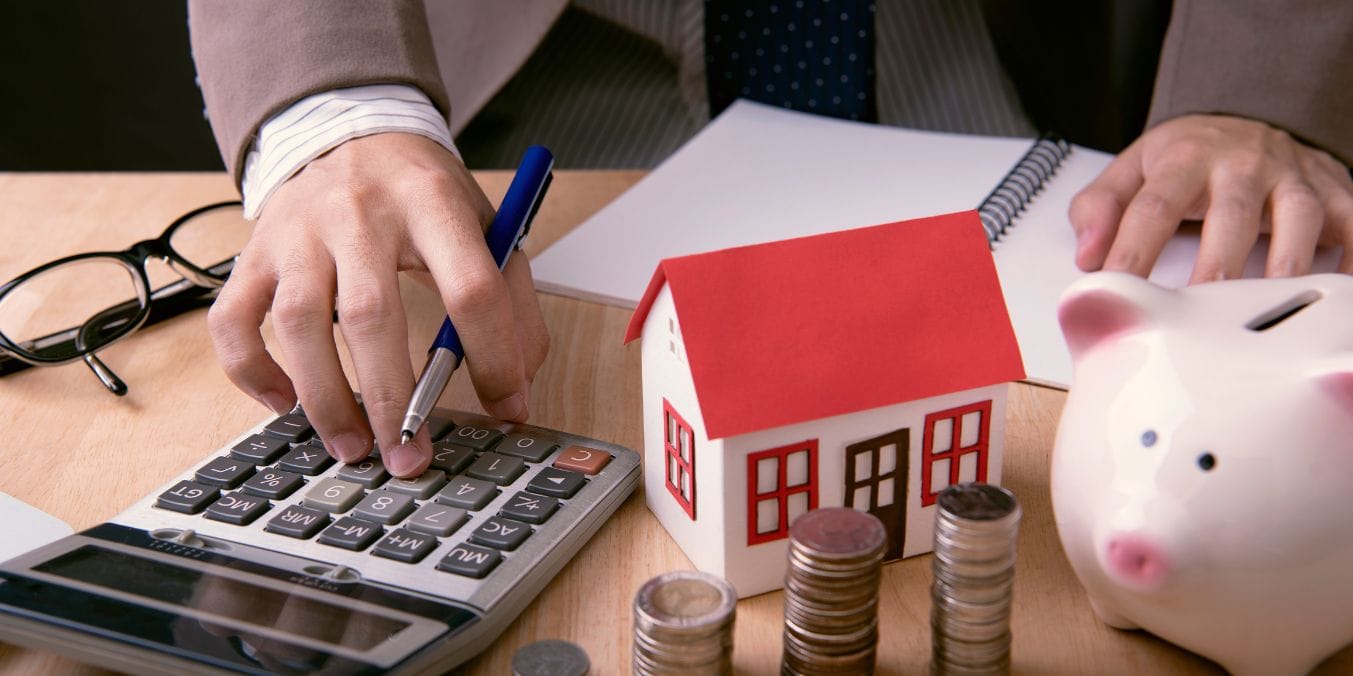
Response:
[435,477,499,511]
[304,478,366,513]
[276,446,334,475]
[428,443,476,475]
[336,459,389,489]
[203,492,272,525]
[526,467,587,499]
[438,544,501,578]
[264,505,331,539]
[372,528,440,563]
[500,492,559,525]
[240,469,305,500]
[194,457,256,489]
[318,517,384,551]
[552,446,612,475]
[426,413,456,441]
[469,516,532,551]
[497,433,558,462]
[383,471,448,499]
[156,480,220,514]
[352,491,416,525]
[406,503,468,537]
[263,413,313,442]
[466,453,526,485]
[444,424,504,452]
[229,434,289,464]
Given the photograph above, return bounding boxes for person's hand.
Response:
[1070,114,1353,282]
[208,132,550,477]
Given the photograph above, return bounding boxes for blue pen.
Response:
[399,145,554,444]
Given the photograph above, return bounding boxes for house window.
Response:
[663,399,695,519]
[747,440,818,545]
[921,400,992,507]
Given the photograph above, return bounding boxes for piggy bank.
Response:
[1051,271,1353,676]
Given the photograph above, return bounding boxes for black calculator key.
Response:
[426,413,456,441]
[443,424,504,452]
[204,492,272,525]
[500,492,559,525]
[438,544,502,578]
[194,457,255,489]
[336,459,389,489]
[527,467,587,499]
[240,469,304,499]
[265,505,331,539]
[318,517,385,551]
[428,443,476,475]
[263,413,313,442]
[466,453,526,485]
[277,446,334,475]
[156,480,220,514]
[352,491,416,525]
[229,434,290,464]
[435,476,499,511]
[372,528,439,563]
[469,516,532,551]
[497,433,558,462]
[406,503,468,537]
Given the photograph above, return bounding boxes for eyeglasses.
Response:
[0,201,251,395]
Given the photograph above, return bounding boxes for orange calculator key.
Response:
[552,446,612,475]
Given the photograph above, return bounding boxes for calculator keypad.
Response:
[153,408,622,585]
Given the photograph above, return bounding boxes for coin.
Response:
[632,570,736,675]
[511,638,590,676]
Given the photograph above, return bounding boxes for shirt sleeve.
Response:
[239,85,458,219]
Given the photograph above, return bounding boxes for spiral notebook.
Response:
[530,100,1338,388]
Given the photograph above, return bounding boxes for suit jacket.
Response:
[188,0,1353,185]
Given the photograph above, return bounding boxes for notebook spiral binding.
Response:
[977,134,1072,245]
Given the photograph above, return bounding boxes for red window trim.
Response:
[746,440,819,545]
[663,399,696,519]
[921,400,992,507]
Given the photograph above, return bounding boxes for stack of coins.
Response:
[930,483,1022,675]
[781,507,888,675]
[632,569,737,674]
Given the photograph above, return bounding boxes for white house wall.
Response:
[720,383,1009,598]
[638,285,726,576]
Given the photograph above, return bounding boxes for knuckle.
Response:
[355,385,404,419]
[336,284,396,330]
[443,269,506,319]
[1128,191,1177,222]
[270,287,327,333]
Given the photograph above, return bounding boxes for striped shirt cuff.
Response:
[240,84,459,219]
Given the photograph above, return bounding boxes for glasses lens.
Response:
[0,258,146,360]
[168,203,253,279]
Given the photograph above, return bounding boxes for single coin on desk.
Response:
[512,638,590,676]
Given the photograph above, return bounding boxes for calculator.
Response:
[0,406,640,674]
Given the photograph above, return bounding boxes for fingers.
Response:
[270,244,373,464]
[334,245,431,477]
[503,253,551,381]
[1262,179,1324,277]
[1068,145,1144,272]
[1103,157,1207,277]
[207,253,296,414]
[412,210,531,423]
[1190,171,1266,283]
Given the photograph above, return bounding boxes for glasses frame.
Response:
[0,201,245,394]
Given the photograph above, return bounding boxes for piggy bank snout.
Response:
[1103,533,1171,591]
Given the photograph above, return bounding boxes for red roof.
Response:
[624,210,1025,440]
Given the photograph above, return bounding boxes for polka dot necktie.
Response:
[704,0,877,122]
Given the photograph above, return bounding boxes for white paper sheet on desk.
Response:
[0,490,73,563]
[530,100,1341,388]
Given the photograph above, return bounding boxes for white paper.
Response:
[0,491,73,563]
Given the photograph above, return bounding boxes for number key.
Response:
[352,491,415,525]
[337,459,389,489]
[466,453,525,485]
[428,443,476,475]
[304,478,365,513]
[445,424,504,452]
[406,503,468,537]
[497,433,558,462]
[435,476,499,511]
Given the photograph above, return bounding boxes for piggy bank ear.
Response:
[1312,358,1353,412]
[1058,272,1165,361]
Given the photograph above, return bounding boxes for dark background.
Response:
[0,1,1169,172]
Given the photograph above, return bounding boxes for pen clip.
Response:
[519,171,553,245]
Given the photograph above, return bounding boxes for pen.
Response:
[399,145,554,444]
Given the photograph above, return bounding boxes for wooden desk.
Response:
[0,172,1348,675]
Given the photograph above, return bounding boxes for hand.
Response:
[1069,114,1353,282]
[208,133,550,477]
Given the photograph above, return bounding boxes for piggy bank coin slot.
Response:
[1245,290,1321,332]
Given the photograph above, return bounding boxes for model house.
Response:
[624,210,1026,597]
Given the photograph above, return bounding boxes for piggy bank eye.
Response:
[1140,430,1157,447]
[1197,452,1217,472]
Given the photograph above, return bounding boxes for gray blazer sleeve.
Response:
[1148,0,1353,166]
[187,0,450,185]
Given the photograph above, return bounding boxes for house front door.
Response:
[844,428,908,560]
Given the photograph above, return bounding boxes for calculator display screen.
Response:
[35,546,409,651]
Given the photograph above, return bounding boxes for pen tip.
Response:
[400,431,413,445]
